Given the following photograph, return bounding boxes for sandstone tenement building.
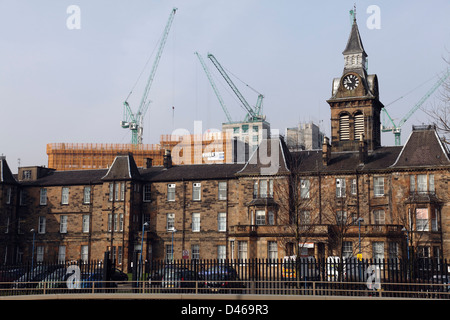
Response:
[1,16,449,270]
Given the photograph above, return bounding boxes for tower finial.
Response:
[350,4,357,24]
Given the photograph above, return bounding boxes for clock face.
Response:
[343,74,359,90]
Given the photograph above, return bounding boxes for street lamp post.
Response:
[30,229,36,270]
[357,218,364,281]
[169,227,177,261]
[402,227,410,261]
[357,218,364,256]
[138,222,149,286]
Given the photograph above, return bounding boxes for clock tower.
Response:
[327,13,384,152]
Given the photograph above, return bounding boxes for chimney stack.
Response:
[358,133,367,164]
[163,150,172,169]
[146,158,153,168]
[322,136,331,166]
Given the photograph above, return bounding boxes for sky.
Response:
[1,0,449,173]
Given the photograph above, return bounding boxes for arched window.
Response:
[354,112,364,140]
[339,114,350,141]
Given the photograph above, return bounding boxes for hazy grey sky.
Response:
[1,0,449,172]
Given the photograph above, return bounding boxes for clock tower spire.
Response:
[327,10,384,152]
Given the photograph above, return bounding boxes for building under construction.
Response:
[47,132,248,171]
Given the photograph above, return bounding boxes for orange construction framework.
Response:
[47,132,238,171]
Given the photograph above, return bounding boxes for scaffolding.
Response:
[46,131,241,171]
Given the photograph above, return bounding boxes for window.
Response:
[336,211,347,225]
[166,213,175,231]
[351,178,357,195]
[109,183,114,201]
[373,177,384,197]
[108,214,113,232]
[6,187,11,205]
[259,180,268,198]
[38,216,46,234]
[373,210,385,229]
[300,211,311,229]
[120,182,125,201]
[233,127,239,134]
[193,183,201,201]
[22,170,32,180]
[119,213,124,232]
[256,210,265,225]
[36,246,44,262]
[343,242,353,258]
[268,211,275,225]
[58,246,66,263]
[388,242,399,259]
[218,181,227,200]
[416,208,429,231]
[432,209,438,232]
[61,187,69,205]
[242,124,249,133]
[336,178,346,198]
[253,180,258,199]
[40,188,47,205]
[300,179,310,199]
[165,244,173,261]
[192,213,200,232]
[83,187,91,204]
[191,244,200,260]
[217,245,226,261]
[410,175,415,193]
[167,184,176,201]
[81,245,89,263]
[429,175,435,193]
[143,184,151,202]
[417,174,427,193]
[218,212,226,232]
[372,242,384,260]
[238,241,248,260]
[82,215,90,233]
[60,215,68,233]
[253,126,259,133]
[268,241,278,260]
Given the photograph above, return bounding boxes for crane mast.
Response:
[207,53,262,121]
[121,7,177,145]
[195,52,233,123]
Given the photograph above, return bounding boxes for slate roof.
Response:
[140,163,244,182]
[391,127,450,168]
[5,127,449,187]
[237,137,291,176]
[342,18,366,56]
[102,154,142,181]
[0,157,18,185]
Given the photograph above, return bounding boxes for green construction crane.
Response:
[207,53,264,122]
[195,52,233,123]
[121,8,177,145]
[382,68,450,145]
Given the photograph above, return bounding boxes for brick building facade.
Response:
[1,16,449,270]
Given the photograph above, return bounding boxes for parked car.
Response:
[0,267,27,287]
[162,269,203,292]
[282,256,321,283]
[201,265,244,293]
[37,268,70,289]
[13,265,61,288]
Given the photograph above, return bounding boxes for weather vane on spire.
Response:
[350,4,357,24]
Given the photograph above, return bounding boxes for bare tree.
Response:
[423,57,450,145]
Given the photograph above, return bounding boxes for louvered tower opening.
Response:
[354,112,364,140]
[339,114,350,141]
